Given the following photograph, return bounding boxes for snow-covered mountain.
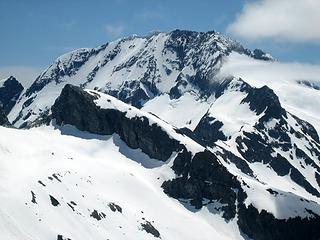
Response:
[8,30,273,128]
[1,30,320,240]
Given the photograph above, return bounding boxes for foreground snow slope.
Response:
[0,126,242,240]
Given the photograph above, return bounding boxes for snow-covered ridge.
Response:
[89,88,206,154]
[56,85,205,156]
[55,84,320,214]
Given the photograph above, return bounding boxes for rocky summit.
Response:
[1,30,320,240]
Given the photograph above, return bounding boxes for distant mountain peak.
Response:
[0,76,24,115]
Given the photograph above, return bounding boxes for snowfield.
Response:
[0,125,243,240]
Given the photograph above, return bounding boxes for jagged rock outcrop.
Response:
[52,84,180,161]
[193,115,227,145]
[162,148,243,220]
[242,85,286,123]
[0,76,24,114]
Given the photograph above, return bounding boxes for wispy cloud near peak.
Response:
[105,23,125,39]
[227,0,320,43]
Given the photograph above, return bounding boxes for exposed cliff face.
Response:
[162,148,243,220]
[52,84,181,161]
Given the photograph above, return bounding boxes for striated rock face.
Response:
[25,48,95,98]
[10,30,274,128]
[0,76,24,114]
[52,84,180,161]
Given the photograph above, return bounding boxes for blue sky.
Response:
[0,0,319,80]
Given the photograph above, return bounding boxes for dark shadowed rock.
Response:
[0,104,10,126]
[162,138,320,239]
[57,234,71,240]
[141,221,161,238]
[49,195,60,206]
[52,84,181,161]
[108,202,122,213]
[90,210,106,221]
[193,114,227,145]
[292,114,319,144]
[192,81,286,147]
[0,76,24,114]
[162,148,242,220]
[215,148,254,177]
[251,49,273,61]
[31,191,37,204]
[237,204,320,240]
[106,80,154,108]
[241,85,286,122]
[25,49,95,98]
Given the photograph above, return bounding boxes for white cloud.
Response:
[227,0,320,42]
[105,23,124,39]
[0,65,42,88]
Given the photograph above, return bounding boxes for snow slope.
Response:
[0,125,243,240]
